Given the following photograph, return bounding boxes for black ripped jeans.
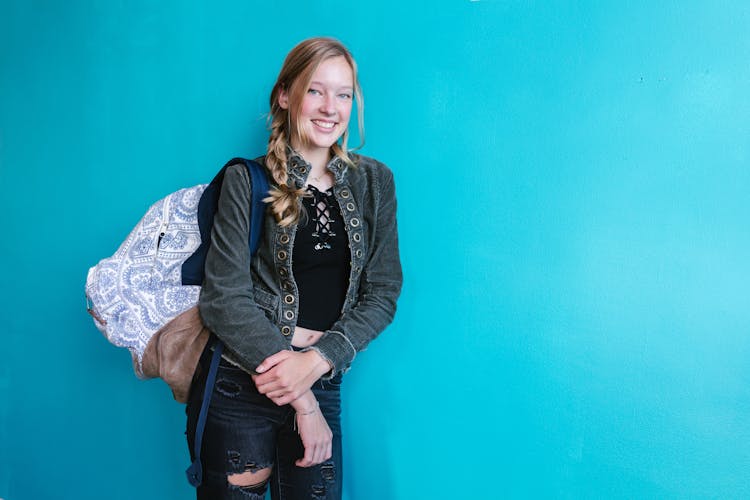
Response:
[186,350,343,500]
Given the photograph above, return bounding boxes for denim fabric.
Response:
[186,350,343,500]
[198,152,402,378]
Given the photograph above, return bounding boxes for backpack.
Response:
[85,158,268,487]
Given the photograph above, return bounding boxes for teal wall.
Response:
[2,1,749,499]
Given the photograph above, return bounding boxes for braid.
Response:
[264,115,305,226]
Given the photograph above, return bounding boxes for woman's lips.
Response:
[312,119,337,131]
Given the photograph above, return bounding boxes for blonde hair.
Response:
[265,37,365,226]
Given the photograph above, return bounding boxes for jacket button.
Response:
[346,202,355,212]
[277,250,288,261]
[282,280,294,291]
[355,249,363,258]
[350,218,360,227]
[353,233,361,242]
[279,234,290,244]
[281,326,292,336]
[284,294,295,304]
[279,267,288,277]
[284,310,295,320]
[340,189,350,198]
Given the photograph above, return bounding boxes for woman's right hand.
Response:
[290,391,332,467]
[253,349,332,406]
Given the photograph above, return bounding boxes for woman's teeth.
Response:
[313,120,335,129]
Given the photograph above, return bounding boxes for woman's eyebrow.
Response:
[309,80,353,91]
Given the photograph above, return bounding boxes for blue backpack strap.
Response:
[185,339,223,487]
[185,158,269,488]
[245,159,269,255]
[182,158,270,286]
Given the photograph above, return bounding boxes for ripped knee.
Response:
[227,466,272,488]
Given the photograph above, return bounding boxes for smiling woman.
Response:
[186,37,402,500]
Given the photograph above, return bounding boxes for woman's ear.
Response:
[278,87,289,110]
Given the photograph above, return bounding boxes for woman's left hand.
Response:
[252,350,332,406]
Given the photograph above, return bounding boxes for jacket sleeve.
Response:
[198,164,289,372]
[307,166,403,376]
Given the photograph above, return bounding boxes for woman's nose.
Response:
[320,94,336,114]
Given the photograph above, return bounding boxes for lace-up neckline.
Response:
[306,185,336,251]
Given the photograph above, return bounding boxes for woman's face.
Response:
[281,56,354,161]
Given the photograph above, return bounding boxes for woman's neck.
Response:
[291,142,331,173]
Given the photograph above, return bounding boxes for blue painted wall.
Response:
[1,1,749,498]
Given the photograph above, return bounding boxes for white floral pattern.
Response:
[86,184,207,377]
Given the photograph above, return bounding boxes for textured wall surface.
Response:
[1,1,749,498]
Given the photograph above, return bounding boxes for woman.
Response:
[186,37,402,499]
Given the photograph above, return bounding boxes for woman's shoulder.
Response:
[348,153,394,183]
[223,160,255,186]
[351,153,389,170]
[344,154,397,204]
[215,161,254,203]
[226,160,255,176]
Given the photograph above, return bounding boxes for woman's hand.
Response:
[290,391,332,467]
[252,350,331,406]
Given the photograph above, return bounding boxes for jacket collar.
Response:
[287,146,348,188]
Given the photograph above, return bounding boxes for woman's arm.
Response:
[199,164,289,372]
[288,390,333,467]
[296,165,402,378]
[310,166,402,375]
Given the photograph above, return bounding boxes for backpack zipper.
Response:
[156,196,171,251]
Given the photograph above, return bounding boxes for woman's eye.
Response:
[308,88,322,95]
[338,93,352,100]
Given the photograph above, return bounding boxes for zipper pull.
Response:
[157,220,168,249]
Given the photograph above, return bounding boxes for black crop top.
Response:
[292,185,351,331]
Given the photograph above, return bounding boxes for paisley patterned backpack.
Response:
[85,158,268,400]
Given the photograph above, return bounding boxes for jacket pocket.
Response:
[253,286,280,322]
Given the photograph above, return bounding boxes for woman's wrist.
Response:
[296,401,319,416]
[290,390,318,414]
[303,348,334,378]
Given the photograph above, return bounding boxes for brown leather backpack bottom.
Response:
[141,306,210,403]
